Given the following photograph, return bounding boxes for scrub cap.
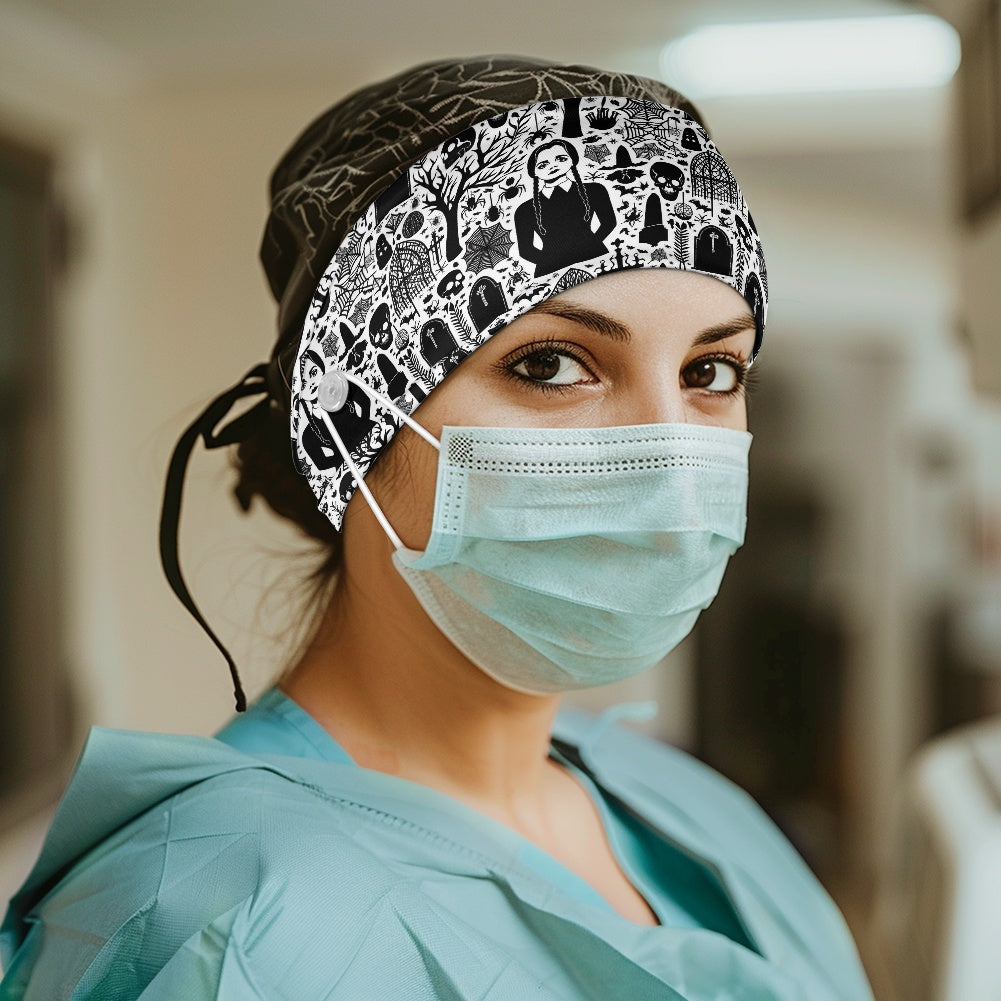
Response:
[293,96,767,529]
[261,57,710,408]
[159,57,768,710]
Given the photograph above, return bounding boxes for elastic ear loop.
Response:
[314,370,439,551]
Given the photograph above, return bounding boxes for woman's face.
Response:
[364,268,756,550]
[299,355,324,406]
[532,144,576,186]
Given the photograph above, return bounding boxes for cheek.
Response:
[721,396,749,433]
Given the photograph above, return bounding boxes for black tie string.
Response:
[158,364,271,712]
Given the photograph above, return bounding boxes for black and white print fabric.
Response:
[291,97,768,530]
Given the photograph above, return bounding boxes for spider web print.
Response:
[288,91,768,530]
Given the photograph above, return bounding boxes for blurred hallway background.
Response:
[1,1,999,997]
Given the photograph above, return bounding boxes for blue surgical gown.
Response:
[0,691,875,1000]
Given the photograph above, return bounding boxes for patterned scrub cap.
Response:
[292,96,768,529]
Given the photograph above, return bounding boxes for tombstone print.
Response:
[377,353,409,399]
[420,318,459,365]
[468,276,508,332]
[639,195,671,245]
[743,272,764,333]
[694,225,733,275]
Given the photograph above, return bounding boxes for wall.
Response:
[925,0,1001,398]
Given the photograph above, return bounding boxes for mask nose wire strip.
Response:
[315,371,441,552]
[159,363,270,712]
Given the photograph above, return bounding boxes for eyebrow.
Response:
[691,315,757,347]
[529,300,755,347]
[530,301,631,341]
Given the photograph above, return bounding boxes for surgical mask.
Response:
[316,371,750,694]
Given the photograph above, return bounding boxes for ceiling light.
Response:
[660,15,961,97]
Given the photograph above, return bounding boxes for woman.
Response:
[0,58,873,1000]
[514,139,617,277]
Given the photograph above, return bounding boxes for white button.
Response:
[317,370,350,412]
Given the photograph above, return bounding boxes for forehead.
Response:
[549,269,754,329]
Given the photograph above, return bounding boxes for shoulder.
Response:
[1,731,402,999]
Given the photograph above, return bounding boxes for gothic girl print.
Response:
[514,140,617,277]
[294,349,337,475]
[295,343,380,477]
[291,97,769,530]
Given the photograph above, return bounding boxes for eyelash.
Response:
[499,341,751,398]
[689,351,750,398]
[497,339,595,395]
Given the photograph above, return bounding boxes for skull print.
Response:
[368,302,392,349]
[437,269,464,298]
[650,162,684,202]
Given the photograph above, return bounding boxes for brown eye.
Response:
[683,358,740,393]
[508,347,593,387]
[520,350,561,381]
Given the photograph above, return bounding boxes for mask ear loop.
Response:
[314,370,440,551]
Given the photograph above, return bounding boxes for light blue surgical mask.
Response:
[315,372,750,694]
